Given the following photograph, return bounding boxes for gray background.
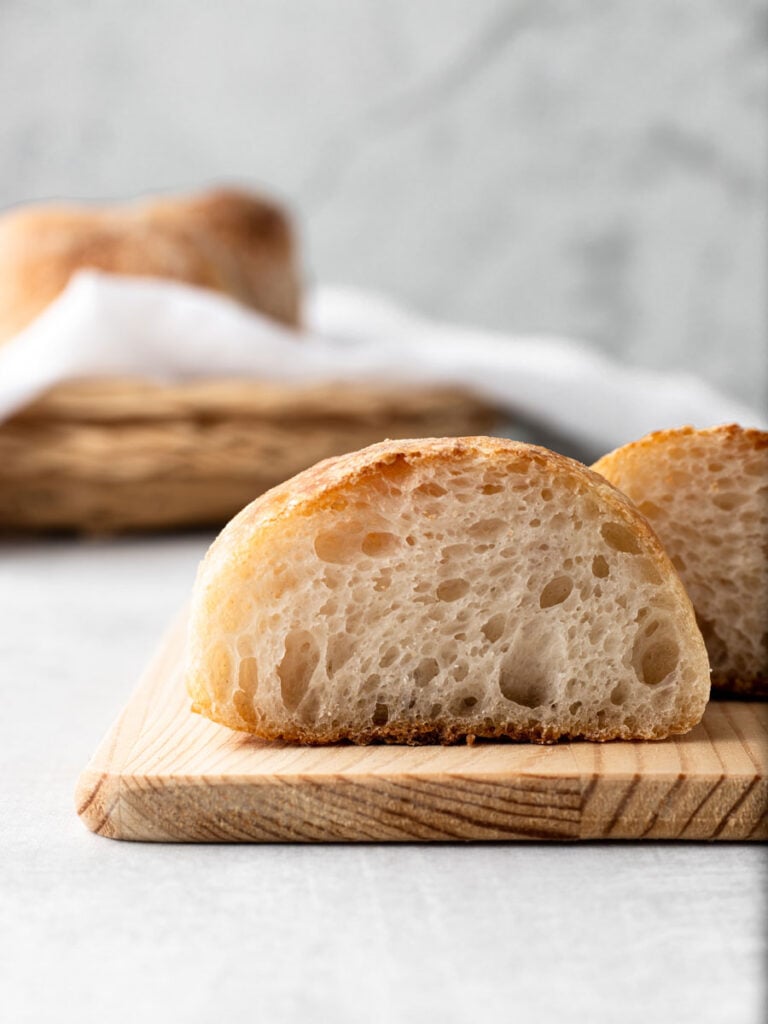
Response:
[0,0,766,409]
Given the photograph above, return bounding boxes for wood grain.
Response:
[76,612,768,842]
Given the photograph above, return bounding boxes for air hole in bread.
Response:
[481,613,506,643]
[233,689,258,723]
[278,630,319,710]
[541,488,553,501]
[314,526,363,563]
[454,661,469,681]
[379,456,413,485]
[362,673,381,692]
[237,656,259,698]
[592,554,610,578]
[379,646,399,669]
[539,575,574,609]
[468,517,507,540]
[415,481,447,498]
[610,681,630,705]
[633,635,679,686]
[713,492,747,512]
[437,578,470,602]
[671,553,686,572]
[413,657,439,686]
[569,701,582,715]
[441,543,471,562]
[297,690,320,724]
[362,532,399,557]
[453,693,478,715]
[325,634,354,676]
[498,655,550,708]
[372,701,389,725]
[601,521,642,554]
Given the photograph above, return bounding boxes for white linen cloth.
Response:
[0,270,762,453]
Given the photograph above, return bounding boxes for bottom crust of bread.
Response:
[191,701,703,746]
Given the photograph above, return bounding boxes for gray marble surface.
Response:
[0,0,766,410]
[0,535,766,1022]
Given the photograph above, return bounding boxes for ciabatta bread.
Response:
[593,425,768,695]
[0,186,301,340]
[186,437,709,743]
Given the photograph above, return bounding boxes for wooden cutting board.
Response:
[76,613,768,842]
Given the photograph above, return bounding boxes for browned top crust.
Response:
[215,435,669,535]
[594,424,768,470]
[0,186,301,341]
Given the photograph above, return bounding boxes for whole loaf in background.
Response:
[0,186,302,340]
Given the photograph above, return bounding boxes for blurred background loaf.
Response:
[0,188,302,340]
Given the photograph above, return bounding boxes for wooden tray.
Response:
[76,614,768,842]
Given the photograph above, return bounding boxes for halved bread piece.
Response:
[594,425,768,695]
[186,437,710,743]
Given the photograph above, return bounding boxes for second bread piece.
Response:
[186,437,709,744]
[593,424,768,695]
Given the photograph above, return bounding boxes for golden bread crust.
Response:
[594,424,768,477]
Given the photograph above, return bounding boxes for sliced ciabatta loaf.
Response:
[185,437,710,743]
[593,425,768,696]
